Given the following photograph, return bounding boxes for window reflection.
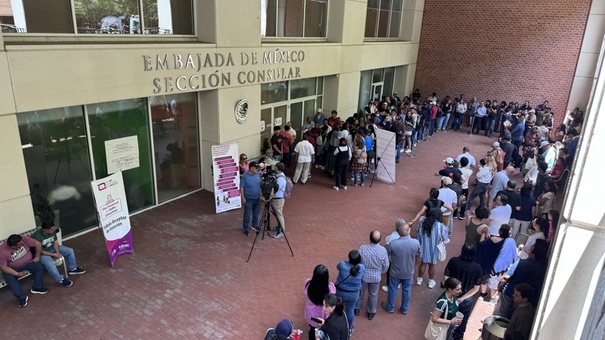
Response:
[365,0,402,38]
[261,82,289,104]
[87,99,154,212]
[17,107,96,236]
[261,0,328,37]
[150,93,200,203]
[2,0,193,35]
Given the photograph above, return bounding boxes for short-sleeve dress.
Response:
[417,219,449,264]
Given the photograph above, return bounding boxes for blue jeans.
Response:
[473,116,485,134]
[412,128,418,146]
[341,295,358,332]
[2,262,45,300]
[442,113,451,130]
[396,140,403,161]
[436,116,445,130]
[386,276,412,313]
[452,114,463,130]
[428,120,435,137]
[353,170,365,185]
[485,118,495,136]
[242,197,260,232]
[452,295,474,340]
[466,182,490,211]
[40,245,78,282]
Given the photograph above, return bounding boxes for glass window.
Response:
[87,99,154,212]
[290,78,317,99]
[261,82,289,104]
[17,107,97,236]
[365,0,402,38]
[3,0,193,35]
[5,0,74,33]
[383,68,395,97]
[261,0,327,37]
[372,69,384,83]
[150,93,200,203]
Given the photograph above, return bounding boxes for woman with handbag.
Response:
[304,264,336,340]
[351,134,367,187]
[335,250,365,335]
[315,293,349,340]
[416,208,449,289]
[424,277,463,340]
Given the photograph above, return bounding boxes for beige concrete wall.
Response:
[0,114,37,237]
[0,53,15,115]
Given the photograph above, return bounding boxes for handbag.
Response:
[437,226,447,262]
[424,301,449,340]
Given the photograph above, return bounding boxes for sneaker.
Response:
[381,285,388,292]
[405,149,412,154]
[343,186,348,190]
[360,183,364,187]
[19,295,28,308]
[30,288,49,295]
[333,186,340,191]
[488,296,499,306]
[458,216,465,220]
[272,232,284,239]
[428,280,437,289]
[416,277,423,286]
[60,279,73,287]
[250,225,260,233]
[69,267,86,275]
[243,230,250,236]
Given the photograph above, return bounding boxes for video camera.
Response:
[261,168,278,200]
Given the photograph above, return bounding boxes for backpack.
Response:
[282,175,294,198]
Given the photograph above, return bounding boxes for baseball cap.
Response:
[248,161,259,168]
[443,157,454,164]
[492,142,500,147]
[316,108,322,113]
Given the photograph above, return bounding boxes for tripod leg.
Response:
[281,230,295,257]
[246,231,262,263]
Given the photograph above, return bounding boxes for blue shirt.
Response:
[511,122,525,142]
[240,171,261,199]
[335,261,366,300]
[364,136,373,152]
[387,236,421,280]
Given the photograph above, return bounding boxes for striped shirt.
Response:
[358,243,389,283]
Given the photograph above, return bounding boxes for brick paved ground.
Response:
[1,127,525,339]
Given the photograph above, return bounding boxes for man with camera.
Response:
[271,163,287,239]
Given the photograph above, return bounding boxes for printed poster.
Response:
[212,143,242,213]
[374,128,397,184]
[91,171,134,266]
[105,136,140,174]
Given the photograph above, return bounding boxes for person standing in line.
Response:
[382,222,421,315]
[444,243,483,340]
[333,138,351,190]
[240,161,261,236]
[355,230,389,321]
[304,264,336,340]
[426,278,463,340]
[415,208,449,289]
[335,250,365,334]
[271,126,284,162]
[292,133,315,185]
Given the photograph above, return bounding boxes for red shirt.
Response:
[430,106,439,120]
[0,235,37,269]
[280,131,293,153]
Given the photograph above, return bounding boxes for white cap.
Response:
[540,141,550,147]
[444,157,454,164]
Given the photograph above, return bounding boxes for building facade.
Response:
[0,0,424,237]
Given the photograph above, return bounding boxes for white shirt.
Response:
[476,166,493,184]
[294,140,315,163]
[488,205,512,236]
[460,168,473,190]
[438,187,457,216]
[456,152,476,169]
[457,102,467,114]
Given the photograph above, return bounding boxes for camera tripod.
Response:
[246,199,294,262]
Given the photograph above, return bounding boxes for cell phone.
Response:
[311,317,322,323]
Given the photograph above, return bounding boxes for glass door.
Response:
[260,105,287,153]
[87,99,155,213]
[290,102,303,141]
[372,83,383,101]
